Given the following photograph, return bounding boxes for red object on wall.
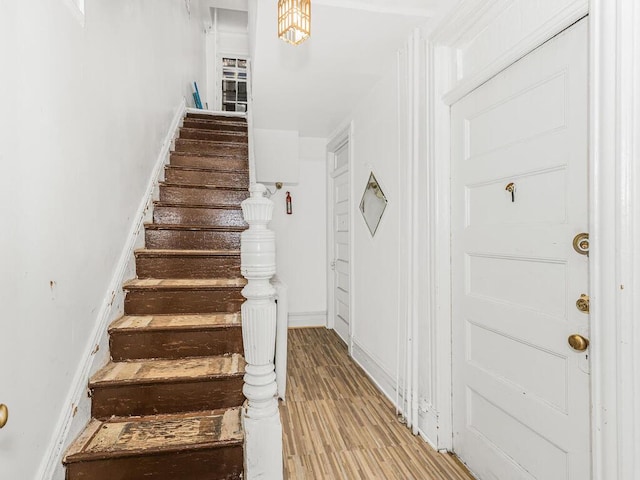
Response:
[286,191,292,215]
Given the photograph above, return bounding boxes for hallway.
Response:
[281,328,474,479]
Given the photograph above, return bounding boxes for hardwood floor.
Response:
[281,328,474,480]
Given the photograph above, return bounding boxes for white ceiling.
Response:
[251,0,460,137]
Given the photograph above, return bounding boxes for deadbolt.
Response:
[576,294,590,313]
[568,334,590,352]
[0,404,8,429]
[573,232,590,256]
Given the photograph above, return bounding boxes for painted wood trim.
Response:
[287,311,327,328]
[325,123,353,346]
[590,1,640,479]
[36,98,187,480]
[437,0,589,105]
[351,340,401,407]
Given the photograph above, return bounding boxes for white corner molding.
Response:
[36,99,187,480]
[240,183,283,480]
[590,1,640,479]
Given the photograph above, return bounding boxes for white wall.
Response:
[348,62,406,399]
[255,129,300,184]
[0,1,207,478]
[267,138,327,326]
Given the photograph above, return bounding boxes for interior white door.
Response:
[331,142,350,344]
[451,19,590,480]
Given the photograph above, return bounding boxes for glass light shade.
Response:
[278,0,311,46]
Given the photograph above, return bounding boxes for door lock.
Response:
[330,260,336,270]
[573,232,590,256]
[568,334,590,352]
[576,294,590,313]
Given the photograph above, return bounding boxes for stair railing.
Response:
[246,59,257,186]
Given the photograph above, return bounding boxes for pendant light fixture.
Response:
[278,0,311,46]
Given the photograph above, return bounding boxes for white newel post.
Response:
[240,183,284,480]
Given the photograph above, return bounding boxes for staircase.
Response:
[63,113,250,480]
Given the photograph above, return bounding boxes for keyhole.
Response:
[505,182,515,203]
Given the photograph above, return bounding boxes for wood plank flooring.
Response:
[281,328,474,480]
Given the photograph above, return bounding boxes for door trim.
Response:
[326,123,355,352]
[427,1,640,478]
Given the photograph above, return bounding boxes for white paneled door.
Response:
[451,19,590,480]
[331,142,350,344]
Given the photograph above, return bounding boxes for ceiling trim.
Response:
[312,0,436,18]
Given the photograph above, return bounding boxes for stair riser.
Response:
[180,129,248,143]
[170,153,248,170]
[153,206,246,227]
[110,328,244,361]
[91,376,244,418]
[160,185,248,206]
[187,113,246,123]
[136,255,240,279]
[65,446,243,480]
[165,169,249,188]
[125,288,244,315]
[165,168,249,188]
[183,118,247,132]
[175,139,248,156]
[145,229,241,250]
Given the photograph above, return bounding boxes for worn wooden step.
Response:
[145,224,243,250]
[152,202,246,227]
[159,183,248,207]
[124,278,246,315]
[180,128,247,144]
[170,152,249,170]
[135,249,241,279]
[185,112,247,125]
[175,138,248,156]
[64,408,243,480]
[183,118,247,133]
[164,165,249,188]
[89,354,245,418]
[109,313,243,361]
[186,113,246,123]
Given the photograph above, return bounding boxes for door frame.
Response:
[426,1,640,478]
[326,122,355,351]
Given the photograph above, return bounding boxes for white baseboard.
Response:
[351,339,401,408]
[288,311,327,328]
[36,98,187,480]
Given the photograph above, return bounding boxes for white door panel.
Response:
[452,19,589,480]
[332,142,350,344]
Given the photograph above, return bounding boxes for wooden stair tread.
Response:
[124,278,246,289]
[186,113,246,122]
[90,354,245,386]
[171,151,248,159]
[176,138,248,148]
[64,407,242,463]
[180,127,247,136]
[160,182,248,192]
[145,223,246,231]
[166,164,249,173]
[110,313,241,332]
[135,249,240,257]
[153,201,243,210]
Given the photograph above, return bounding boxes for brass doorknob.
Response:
[0,404,8,429]
[568,334,589,352]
